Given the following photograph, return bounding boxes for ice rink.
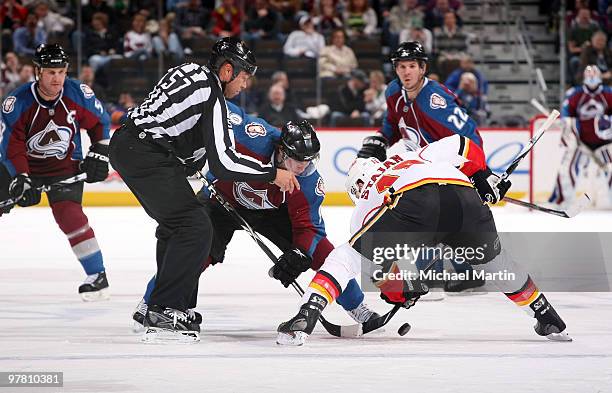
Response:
[1,206,611,393]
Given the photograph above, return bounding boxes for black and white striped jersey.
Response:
[128,62,275,182]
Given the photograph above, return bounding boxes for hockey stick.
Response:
[499,109,560,182]
[503,193,591,218]
[193,170,366,338]
[0,172,88,209]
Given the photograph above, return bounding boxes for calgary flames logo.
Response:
[26,120,72,159]
[233,182,277,209]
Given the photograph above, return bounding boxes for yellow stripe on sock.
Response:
[309,282,333,303]
[516,290,540,307]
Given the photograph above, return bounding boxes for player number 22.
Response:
[447,107,469,129]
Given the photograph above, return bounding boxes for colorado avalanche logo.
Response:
[2,96,16,113]
[233,182,277,209]
[315,177,325,196]
[26,120,72,159]
[228,112,243,125]
[429,93,447,109]
[245,122,266,138]
[577,97,605,120]
[398,118,421,151]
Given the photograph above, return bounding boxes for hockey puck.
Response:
[397,323,411,336]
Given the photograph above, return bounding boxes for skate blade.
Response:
[141,327,200,344]
[419,291,445,301]
[546,331,573,342]
[276,331,308,346]
[80,288,110,302]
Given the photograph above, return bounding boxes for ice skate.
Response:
[532,295,572,342]
[134,300,202,334]
[142,305,200,344]
[78,271,110,302]
[277,294,327,346]
[347,301,380,323]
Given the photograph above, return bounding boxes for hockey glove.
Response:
[9,174,41,207]
[357,135,388,162]
[375,261,429,309]
[81,143,109,183]
[471,167,511,204]
[270,247,312,288]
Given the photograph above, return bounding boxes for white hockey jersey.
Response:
[349,135,486,237]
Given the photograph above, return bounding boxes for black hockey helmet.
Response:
[33,44,69,68]
[390,41,428,67]
[280,120,321,162]
[208,37,257,79]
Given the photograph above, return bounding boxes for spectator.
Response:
[425,0,460,31]
[210,0,242,38]
[386,0,425,49]
[312,0,343,36]
[176,0,210,45]
[123,14,152,60]
[259,83,302,128]
[329,69,370,126]
[580,30,612,84]
[33,1,74,38]
[271,70,301,108]
[13,14,46,56]
[433,11,468,78]
[364,70,387,123]
[283,15,325,58]
[1,52,21,93]
[399,25,433,53]
[343,0,378,38]
[455,72,489,126]
[153,14,184,62]
[568,8,601,83]
[319,28,358,79]
[82,0,117,27]
[269,0,301,20]
[85,13,118,74]
[108,92,137,125]
[244,0,279,41]
[5,64,34,93]
[444,54,488,95]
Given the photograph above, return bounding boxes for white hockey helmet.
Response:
[583,65,602,91]
[345,157,380,204]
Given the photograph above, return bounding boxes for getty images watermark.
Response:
[371,244,516,282]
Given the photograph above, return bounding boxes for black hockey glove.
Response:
[81,143,109,183]
[9,174,41,207]
[357,135,388,162]
[270,247,312,288]
[471,167,511,204]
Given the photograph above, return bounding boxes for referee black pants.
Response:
[109,124,212,311]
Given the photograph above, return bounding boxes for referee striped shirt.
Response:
[128,62,275,181]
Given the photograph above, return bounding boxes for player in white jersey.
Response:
[275,135,571,346]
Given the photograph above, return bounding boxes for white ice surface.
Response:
[1,206,611,393]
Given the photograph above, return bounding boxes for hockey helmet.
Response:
[279,120,321,177]
[208,37,257,79]
[390,41,429,67]
[33,44,69,68]
[583,65,602,91]
[345,157,380,204]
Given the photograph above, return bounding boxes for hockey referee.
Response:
[109,37,299,343]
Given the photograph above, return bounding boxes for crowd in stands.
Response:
[0,0,610,128]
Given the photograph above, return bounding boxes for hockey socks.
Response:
[51,200,105,275]
[303,270,342,306]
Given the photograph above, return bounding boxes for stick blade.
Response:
[565,193,591,218]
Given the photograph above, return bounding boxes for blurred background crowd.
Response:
[0,0,610,128]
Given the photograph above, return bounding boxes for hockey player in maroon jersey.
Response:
[276,135,571,346]
[549,65,612,207]
[0,44,111,301]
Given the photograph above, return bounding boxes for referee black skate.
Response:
[109,37,299,343]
